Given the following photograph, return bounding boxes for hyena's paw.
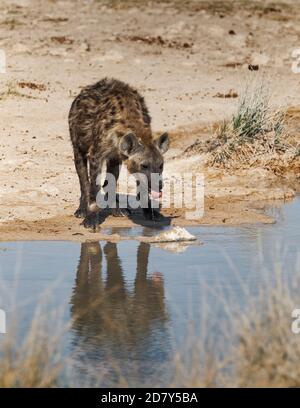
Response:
[111,207,131,217]
[82,212,101,231]
[74,207,87,218]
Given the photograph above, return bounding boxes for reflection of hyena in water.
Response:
[69,78,169,229]
[70,242,168,349]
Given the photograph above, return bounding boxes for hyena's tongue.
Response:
[150,190,162,200]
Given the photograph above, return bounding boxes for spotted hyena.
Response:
[69,78,169,229]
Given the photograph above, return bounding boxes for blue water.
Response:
[0,197,299,386]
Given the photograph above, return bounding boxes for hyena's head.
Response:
[119,132,169,200]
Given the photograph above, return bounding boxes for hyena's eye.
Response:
[141,163,149,170]
[159,163,163,170]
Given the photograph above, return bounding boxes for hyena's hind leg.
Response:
[73,146,90,218]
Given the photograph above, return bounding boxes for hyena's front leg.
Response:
[105,159,131,217]
[133,180,161,221]
[143,203,162,221]
[142,189,162,221]
[89,153,103,210]
[73,146,90,218]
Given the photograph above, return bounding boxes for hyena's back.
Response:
[68,78,152,153]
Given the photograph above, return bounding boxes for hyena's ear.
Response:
[119,133,139,157]
[155,132,169,154]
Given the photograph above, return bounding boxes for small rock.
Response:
[248,64,259,71]
[250,52,270,66]
[49,48,68,57]
[214,89,238,98]
[77,41,90,53]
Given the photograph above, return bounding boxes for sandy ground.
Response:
[0,0,299,241]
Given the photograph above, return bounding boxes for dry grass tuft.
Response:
[206,83,299,172]
[0,305,65,388]
[0,334,60,387]
[235,276,300,387]
[170,267,300,388]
